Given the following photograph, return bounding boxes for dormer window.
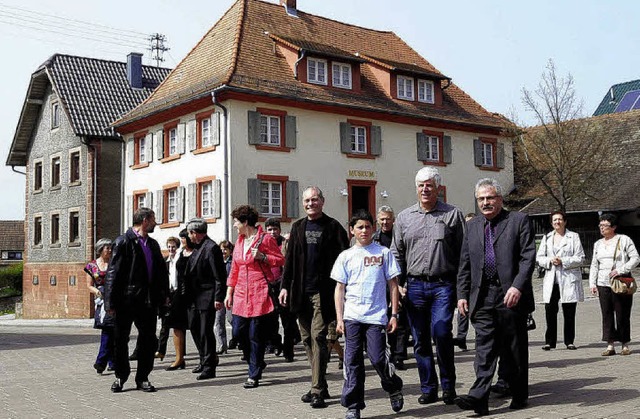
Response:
[397,75,414,100]
[308,58,327,85]
[332,62,352,89]
[418,79,435,104]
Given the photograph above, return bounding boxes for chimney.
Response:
[280,0,297,16]
[127,52,143,89]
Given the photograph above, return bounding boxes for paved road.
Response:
[2,278,640,418]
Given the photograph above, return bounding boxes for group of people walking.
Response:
[85,167,639,418]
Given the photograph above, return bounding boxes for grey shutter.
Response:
[213,179,222,219]
[145,191,153,210]
[286,180,299,219]
[187,120,197,151]
[443,135,452,164]
[155,190,164,224]
[247,178,261,209]
[126,138,134,167]
[496,142,505,169]
[145,132,153,162]
[416,132,428,161]
[285,115,297,149]
[339,122,352,153]
[370,125,382,156]
[187,183,197,220]
[473,139,483,166]
[248,111,261,145]
[126,195,133,224]
[177,186,185,222]
[212,112,221,146]
[156,129,164,159]
[177,123,186,154]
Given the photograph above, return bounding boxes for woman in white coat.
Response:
[537,211,585,350]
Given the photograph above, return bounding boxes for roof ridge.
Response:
[609,79,640,88]
[43,52,171,70]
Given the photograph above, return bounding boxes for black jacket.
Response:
[282,213,349,322]
[185,236,227,310]
[104,228,169,312]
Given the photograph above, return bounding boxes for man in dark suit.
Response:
[185,218,227,380]
[455,178,536,415]
[105,207,169,393]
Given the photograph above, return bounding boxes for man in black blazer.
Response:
[185,218,227,380]
[455,178,536,415]
[105,207,169,393]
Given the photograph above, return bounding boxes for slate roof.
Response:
[593,79,640,116]
[508,109,640,215]
[6,54,171,166]
[115,0,503,131]
[0,221,24,251]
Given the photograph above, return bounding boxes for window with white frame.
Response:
[260,115,281,146]
[34,216,42,246]
[69,211,80,243]
[200,181,213,218]
[307,58,327,85]
[51,102,60,129]
[260,181,282,216]
[69,150,80,183]
[51,156,61,187]
[424,135,439,161]
[201,118,211,147]
[168,128,178,156]
[350,125,367,154]
[482,142,494,166]
[135,193,146,210]
[332,62,352,89]
[166,188,178,222]
[34,160,43,191]
[138,136,146,163]
[397,76,414,100]
[51,213,60,244]
[418,79,434,103]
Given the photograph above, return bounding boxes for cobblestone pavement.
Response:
[2,278,640,419]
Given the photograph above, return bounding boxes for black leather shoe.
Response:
[136,381,157,392]
[110,378,124,393]
[509,399,529,410]
[94,363,105,374]
[393,359,406,370]
[196,371,216,380]
[301,389,330,403]
[453,337,468,351]
[442,389,457,405]
[192,364,203,373]
[166,361,185,371]
[310,394,327,408]
[128,352,138,361]
[243,378,259,388]
[455,395,488,416]
[490,381,511,397]
[418,392,438,404]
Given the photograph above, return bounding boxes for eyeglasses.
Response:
[599,224,612,228]
[476,196,497,203]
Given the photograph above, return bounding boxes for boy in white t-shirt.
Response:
[332,210,404,419]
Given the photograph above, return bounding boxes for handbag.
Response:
[254,233,281,311]
[609,239,637,295]
[526,313,537,331]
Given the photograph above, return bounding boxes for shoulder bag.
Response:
[609,239,637,295]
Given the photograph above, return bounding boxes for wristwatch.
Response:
[391,313,400,319]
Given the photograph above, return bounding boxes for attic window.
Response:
[418,80,434,104]
[397,76,414,100]
[308,58,327,85]
[332,62,352,89]
[51,102,61,129]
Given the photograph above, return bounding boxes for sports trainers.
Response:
[345,408,361,419]
[390,391,404,412]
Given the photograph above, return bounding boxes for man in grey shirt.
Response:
[391,167,465,406]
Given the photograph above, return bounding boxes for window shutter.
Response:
[126,195,133,224]
[416,132,428,161]
[156,129,164,159]
[145,191,153,210]
[443,135,452,164]
[177,123,186,154]
[177,186,185,222]
[496,142,505,169]
[370,125,382,156]
[339,122,352,154]
[212,112,221,146]
[155,190,164,224]
[145,132,153,162]
[213,179,222,219]
[286,180,299,219]
[187,183,197,220]
[285,115,297,149]
[187,120,197,151]
[248,111,261,145]
[127,138,134,167]
[473,139,483,166]
[247,178,261,209]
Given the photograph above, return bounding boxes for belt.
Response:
[484,276,501,286]
[408,275,449,283]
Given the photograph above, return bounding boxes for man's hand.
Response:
[336,319,345,335]
[214,301,223,311]
[278,289,288,307]
[386,317,397,334]
[398,286,407,299]
[591,286,598,296]
[107,309,115,316]
[504,286,522,309]
[457,299,468,317]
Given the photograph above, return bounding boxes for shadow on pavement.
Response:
[531,376,640,407]
[0,332,98,350]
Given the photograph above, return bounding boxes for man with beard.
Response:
[455,178,535,415]
[105,207,169,393]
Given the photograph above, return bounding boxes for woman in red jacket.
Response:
[224,205,285,388]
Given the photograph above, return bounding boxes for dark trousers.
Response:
[470,283,529,403]
[405,278,456,395]
[387,305,409,361]
[545,283,577,347]
[157,315,170,355]
[96,328,115,368]
[342,320,403,410]
[233,313,269,380]
[113,307,158,384]
[456,310,469,340]
[597,285,633,343]
[188,307,218,373]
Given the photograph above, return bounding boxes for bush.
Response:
[0,262,23,294]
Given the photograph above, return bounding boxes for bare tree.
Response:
[513,60,607,213]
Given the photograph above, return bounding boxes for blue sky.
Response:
[1,0,639,219]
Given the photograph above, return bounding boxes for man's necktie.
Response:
[484,222,497,279]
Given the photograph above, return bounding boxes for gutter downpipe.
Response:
[11,165,26,175]
[294,49,306,79]
[211,88,230,241]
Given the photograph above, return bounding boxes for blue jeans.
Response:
[405,278,456,395]
[232,314,268,380]
[96,328,114,368]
